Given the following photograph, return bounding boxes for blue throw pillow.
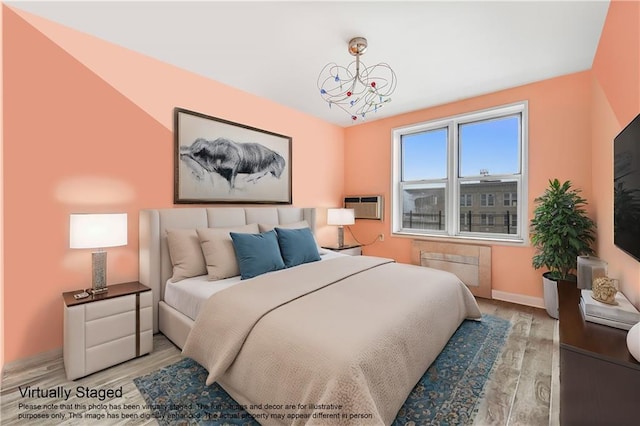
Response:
[275,226,321,268]
[230,230,285,279]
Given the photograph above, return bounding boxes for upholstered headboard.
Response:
[139,207,316,333]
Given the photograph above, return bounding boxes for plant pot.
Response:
[543,272,559,319]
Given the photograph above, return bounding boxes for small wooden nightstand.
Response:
[322,244,362,256]
[63,281,153,380]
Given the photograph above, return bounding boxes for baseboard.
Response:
[492,290,545,309]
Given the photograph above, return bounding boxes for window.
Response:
[480,193,495,207]
[392,102,528,242]
[504,192,517,207]
[480,214,495,226]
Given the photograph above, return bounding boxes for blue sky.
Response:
[402,115,520,180]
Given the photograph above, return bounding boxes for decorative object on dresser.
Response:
[69,213,128,294]
[590,276,618,304]
[174,108,292,204]
[326,208,355,248]
[558,280,640,425]
[576,255,607,290]
[580,288,640,330]
[62,281,152,380]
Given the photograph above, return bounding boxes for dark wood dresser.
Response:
[558,280,640,425]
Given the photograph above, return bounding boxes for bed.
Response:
[139,207,481,425]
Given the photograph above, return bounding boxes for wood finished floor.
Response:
[0,298,558,425]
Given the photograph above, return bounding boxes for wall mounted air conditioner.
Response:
[344,195,383,220]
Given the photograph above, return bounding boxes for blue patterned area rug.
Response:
[134,314,510,425]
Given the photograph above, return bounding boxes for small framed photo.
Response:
[174,108,292,204]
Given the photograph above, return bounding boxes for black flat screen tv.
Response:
[613,113,640,261]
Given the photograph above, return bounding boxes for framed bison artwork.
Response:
[174,108,292,204]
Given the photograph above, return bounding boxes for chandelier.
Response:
[317,37,397,122]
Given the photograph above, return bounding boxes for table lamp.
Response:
[327,208,355,248]
[70,213,128,294]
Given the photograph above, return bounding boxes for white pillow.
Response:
[197,223,260,280]
[166,229,207,282]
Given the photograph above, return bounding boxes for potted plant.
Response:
[530,179,596,318]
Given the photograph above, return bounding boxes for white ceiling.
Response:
[9,1,610,127]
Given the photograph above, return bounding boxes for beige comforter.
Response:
[183,255,481,425]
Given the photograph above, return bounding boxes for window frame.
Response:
[391,101,528,244]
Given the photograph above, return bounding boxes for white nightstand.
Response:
[63,282,153,380]
[322,244,362,256]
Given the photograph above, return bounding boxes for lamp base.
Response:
[92,251,108,294]
[337,226,345,248]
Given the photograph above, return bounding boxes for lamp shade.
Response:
[70,213,128,249]
[327,208,355,226]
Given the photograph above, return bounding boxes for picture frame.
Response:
[174,108,292,204]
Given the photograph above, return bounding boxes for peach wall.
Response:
[591,0,639,128]
[4,0,639,365]
[344,71,593,301]
[591,0,640,309]
[2,7,344,363]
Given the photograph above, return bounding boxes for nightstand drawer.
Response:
[337,246,361,256]
[140,306,152,332]
[140,330,153,355]
[140,291,152,308]
[86,295,135,321]
[322,245,362,256]
[86,335,136,374]
[85,311,136,348]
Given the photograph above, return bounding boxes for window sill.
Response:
[392,230,527,247]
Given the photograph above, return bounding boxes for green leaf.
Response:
[529,179,597,279]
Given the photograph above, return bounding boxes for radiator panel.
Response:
[411,241,491,298]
